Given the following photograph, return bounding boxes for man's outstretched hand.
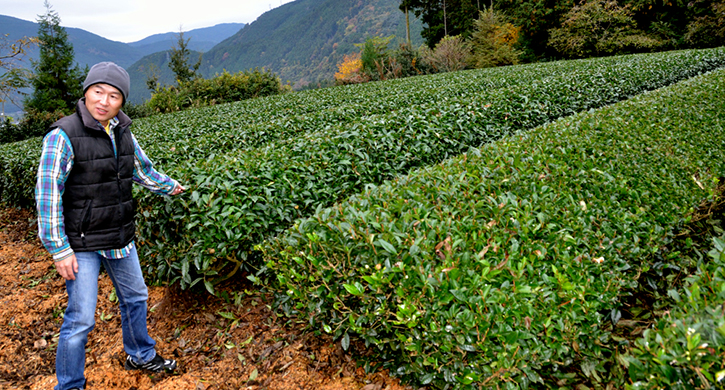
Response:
[171,183,186,196]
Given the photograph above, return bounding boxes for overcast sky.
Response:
[1,0,296,43]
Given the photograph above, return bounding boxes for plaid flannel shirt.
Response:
[36,116,178,261]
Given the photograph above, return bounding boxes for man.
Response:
[36,62,185,390]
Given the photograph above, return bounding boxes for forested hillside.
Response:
[201,0,424,88]
[0,14,244,66]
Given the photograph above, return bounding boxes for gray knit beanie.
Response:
[83,62,130,103]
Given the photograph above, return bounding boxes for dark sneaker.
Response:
[124,353,177,373]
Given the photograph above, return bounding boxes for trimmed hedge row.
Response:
[133,48,725,290]
[0,137,42,207]
[262,67,725,388]
[131,56,599,168]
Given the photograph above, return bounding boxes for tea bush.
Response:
[626,233,725,390]
[263,67,725,388]
[0,118,22,145]
[0,137,42,207]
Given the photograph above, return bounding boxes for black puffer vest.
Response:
[50,98,136,251]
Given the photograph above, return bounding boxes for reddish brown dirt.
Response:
[0,206,413,390]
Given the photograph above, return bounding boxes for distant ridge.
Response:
[128,23,245,54]
[0,14,141,68]
[0,14,245,110]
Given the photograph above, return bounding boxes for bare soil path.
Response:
[0,207,411,390]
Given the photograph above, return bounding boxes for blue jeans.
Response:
[55,244,156,390]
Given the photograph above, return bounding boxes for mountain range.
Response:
[2,0,423,108]
[0,14,244,68]
[1,14,242,112]
[127,23,246,55]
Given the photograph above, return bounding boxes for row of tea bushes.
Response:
[128,58,580,168]
[134,48,725,169]
[133,48,725,290]
[0,137,42,207]
[262,67,725,388]
[127,55,614,172]
[627,234,725,389]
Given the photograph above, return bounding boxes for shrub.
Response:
[17,108,65,140]
[626,232,725,389]
[422,35,471,73]
[146,85,182,114]
[549,0,663,58]
[358,36,394,81]
[122,101,154,120]
[468,9,522,68]
[0,117,22,144]
[147,68,283,114]
[389,43,429,78]
[0,136,42,208]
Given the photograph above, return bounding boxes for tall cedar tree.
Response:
[25,1,85,114]
[169,30,201,85]
[400,0,483,47]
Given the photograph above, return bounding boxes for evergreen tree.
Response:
[24,1,85,114]
[169,29,201,85]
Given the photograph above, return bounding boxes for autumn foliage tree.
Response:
[334,52,365,85]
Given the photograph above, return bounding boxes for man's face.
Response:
[84,83,123,127]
